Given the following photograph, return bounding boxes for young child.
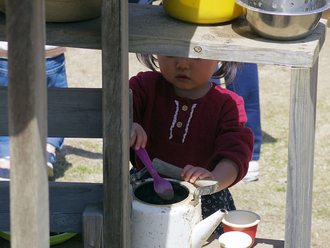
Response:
[129,54,254,234]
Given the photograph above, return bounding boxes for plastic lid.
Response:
[218,231,252,248]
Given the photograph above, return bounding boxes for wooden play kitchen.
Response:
[0,1,327,247]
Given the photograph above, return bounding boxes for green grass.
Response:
[70,165,101,174]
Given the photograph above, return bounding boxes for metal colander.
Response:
[235,0,330,40]
[237,0,330,15]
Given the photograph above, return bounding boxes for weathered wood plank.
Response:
[204,235,284,247]
[7,0,49,247]
[285,62,318,248]
[0,234,285,248]
[128,5,326,68]
[0,234,84,248]
[0,5,326,67]
[0,11,101,49]
[0,213,88,234]
[46,17,101,49]
[102,0,130,247]
[0,181,103,233]
[83,203,103,248]
[0,87,102,137]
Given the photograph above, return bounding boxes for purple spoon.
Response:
[133,146,174,200]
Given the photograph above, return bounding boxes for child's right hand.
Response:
[180,164,215,184]
[130,123,148,150]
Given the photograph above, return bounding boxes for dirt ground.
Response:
[57,23,330,247]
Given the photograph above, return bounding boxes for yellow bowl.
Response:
[162,0,243,24]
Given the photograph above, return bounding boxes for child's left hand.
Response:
[180,164,215,184]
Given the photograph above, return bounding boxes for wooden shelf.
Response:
[0,4,326,67]
[0,233,285,248]
[127,4,326,67]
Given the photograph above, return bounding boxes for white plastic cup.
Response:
[218,231,252,248]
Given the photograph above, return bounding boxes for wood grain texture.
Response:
[0,87,102,137]
[101,0,130,247]
[286,62,318,248]
[0,5,326,67]
[6,0,50,247]
[0,234,285,248]
[128,5,326,67]
[0,181,103,233]
[205,235,284,247]
[83,203,103,248]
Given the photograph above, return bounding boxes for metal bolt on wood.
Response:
[194,46,202,53]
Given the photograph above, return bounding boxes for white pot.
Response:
[131,178,226,248]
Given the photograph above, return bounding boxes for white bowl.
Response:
[219,231,252,248]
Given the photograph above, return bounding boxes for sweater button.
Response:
[176,121,183,128]
[182,105,188,111]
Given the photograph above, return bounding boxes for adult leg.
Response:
[0,58,10,179]
[45,53,67,150]
[226,63,261,181]
[0,58,9,158]
[45,53,68,177]
[0,54,68,179]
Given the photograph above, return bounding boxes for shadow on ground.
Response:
[52,145,103,180]
[261,131,277,144]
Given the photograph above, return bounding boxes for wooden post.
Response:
[102,0,130,247]
[83,204,103,248]
[285,61,318,248]
[7,0,49,247]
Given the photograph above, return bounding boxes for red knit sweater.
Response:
[130,71,254,187]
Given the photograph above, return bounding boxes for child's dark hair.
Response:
[136,54,240,85]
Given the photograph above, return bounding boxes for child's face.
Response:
[157,55,219,98]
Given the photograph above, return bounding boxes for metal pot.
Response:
[235,0,330,40]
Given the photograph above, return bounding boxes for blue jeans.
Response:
[0,53,68,157]
[226,63,261,161]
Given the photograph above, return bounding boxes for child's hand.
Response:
[130,123,147,150]
[180,164,215,183]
